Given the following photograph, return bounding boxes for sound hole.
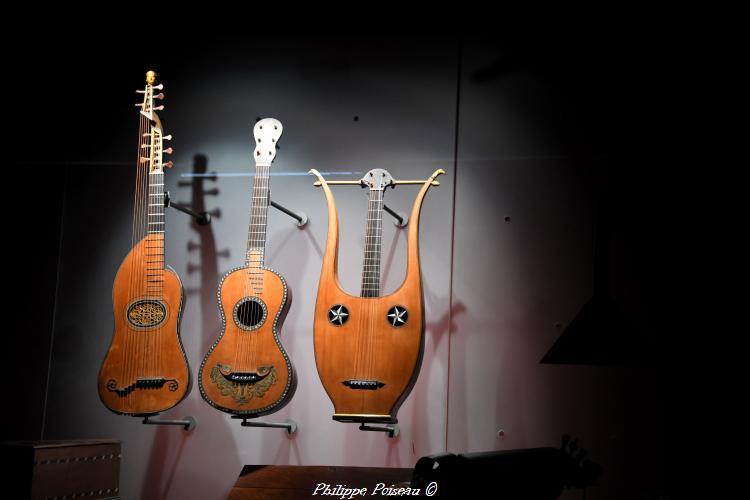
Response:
[126,300,166,328]
[234,298,267,330]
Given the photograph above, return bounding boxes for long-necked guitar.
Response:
[199,118,296,415]
[311,168,444,423]
[98,71,190,415]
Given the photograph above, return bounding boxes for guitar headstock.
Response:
[136,70,164,121]
[253,118,283,166]
[137,71,172,174]
[361,168,394,191]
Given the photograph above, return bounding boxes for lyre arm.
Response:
[308,169,342,285]
[405,169,445,283]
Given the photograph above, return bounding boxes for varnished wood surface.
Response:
[312,173,439,422]
[229,465,412,500]
[199,266,295,415]
[98,238,190,415]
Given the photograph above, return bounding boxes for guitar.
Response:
[311,168,443,423]
[98,71,190,415]
[199,118,296,415]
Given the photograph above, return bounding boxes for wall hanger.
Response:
[230,415,298,435]
[141,414,197,432]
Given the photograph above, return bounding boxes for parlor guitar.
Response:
[98,71,190,415]
[311,168,444,423]
[199,118,296,415]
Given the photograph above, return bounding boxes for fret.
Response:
[360,189,384,297]
[245,164,271,268]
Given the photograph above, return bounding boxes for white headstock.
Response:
[253,118,283,166]
[361,168,394,191]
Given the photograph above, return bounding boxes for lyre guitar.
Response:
[199,118,296,415]
[98,71,190,415]
[311,167,444,423]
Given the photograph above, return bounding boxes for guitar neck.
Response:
[245,164,270,268]
[360,188,384,297]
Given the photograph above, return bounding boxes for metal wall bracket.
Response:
[164,191,211,225]
[383,204,408,228]
[141,414,196,432]
[270,200,308,228]
[358,422,400,438]
[231,415,298,435]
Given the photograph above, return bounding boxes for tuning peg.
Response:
[164,161,174,168]
[136,89,146,94]
[163,135,172,141]
[154,93,165,100]
[134,103,144,107]
[140,156,149,163]
[163,148,173,155]
[153,105,164,111]
[152,84,164,90]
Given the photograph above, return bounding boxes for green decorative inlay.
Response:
[210,364,277,405]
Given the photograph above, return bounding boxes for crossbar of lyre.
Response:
[313,179,440,187]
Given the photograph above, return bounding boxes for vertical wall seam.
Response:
[445,36,462,453]
[41,164,68,439]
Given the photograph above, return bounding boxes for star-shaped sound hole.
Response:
[387,305,408,327]
[328,304,349,326]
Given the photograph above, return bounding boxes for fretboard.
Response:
[245,164,270,270]
[360,189,384,297]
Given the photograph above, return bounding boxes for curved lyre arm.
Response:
[405,169,445,284]
[309,169,341,286]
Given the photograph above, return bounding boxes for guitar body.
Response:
[98,238,190,415]
[314,283,424,423]
[199,266,296,415]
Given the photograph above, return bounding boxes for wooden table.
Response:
[229,465,413,500]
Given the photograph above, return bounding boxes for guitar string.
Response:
[254,163,269,377]
[154,132,163,383]
[369,188,383,382]
[133,102,148,404]
[356,186,375,380]
[139,103,150,387]
[125,99,145,409]
[135,104,149,405]
[238,141,257,374]
[253,163,269,376]
[370,188,384,381]
[354,189,367,380]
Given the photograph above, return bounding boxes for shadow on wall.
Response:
[140,154,236,499]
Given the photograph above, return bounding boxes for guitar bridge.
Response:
[106,377,178,396]
[342,379,385,390]
[222,372,270,384]
[219,365,273,385]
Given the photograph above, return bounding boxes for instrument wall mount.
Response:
[141,414,197,432]
[165,192,308,228]
[231,415,298,435]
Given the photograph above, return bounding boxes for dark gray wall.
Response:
[10,33,665,500]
